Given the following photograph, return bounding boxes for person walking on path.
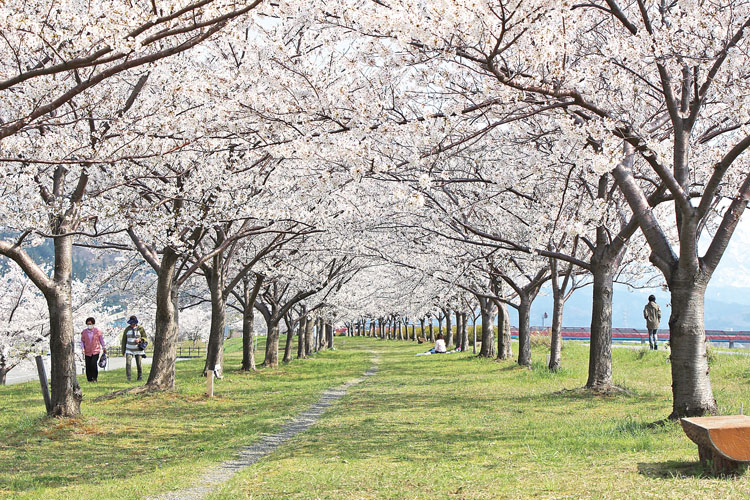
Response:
[643,295,662,350]
[81,317,106,382]
[122,315,147,381]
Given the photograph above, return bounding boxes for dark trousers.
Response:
[648,329,658,349]
[126,353,143,380]
[84,354,100,382]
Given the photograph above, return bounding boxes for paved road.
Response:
[5,355,154,386]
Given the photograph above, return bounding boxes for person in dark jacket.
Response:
[643,295,662,350]
[121,315,147,381]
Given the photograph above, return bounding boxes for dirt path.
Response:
[150,358,380,500]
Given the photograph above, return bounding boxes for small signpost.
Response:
[207,368,214,397]
[35,355,52,414]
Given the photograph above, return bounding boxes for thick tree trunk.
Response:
[241,301,256,371]
[283,317,295,363]
[318,318,326,351]
[147,249,180,390]
[517,300,532,366]
[326,323,334,348]
[496,302,512,360]
[444,310,453,347]
[428,321,434,342]
[586,261,615,390]
[264,323,280,368]
[203,276,226,377]
[46,234,82,417]
[668,278,717,417]
[478,298,495,357]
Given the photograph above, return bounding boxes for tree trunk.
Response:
[455,313,462,351]
[147,249,180,390]
[549,290,564,372]
[444,310,453,347]
[668,278,717,417]
[305,315,314,355]
[46,233,82,417]
[586,260,615,390]
[327,323,334,349]
[461,312,469,352]
[496,301,512,360]
[428,321,434,342]
[264,322,280,368]
[283,316,295,363]
[478,298,495,357]
[517,299,532,367]
[297,312,306,358]
[471,315,477,354]
[203,269,226,376]
[241,299,256,371]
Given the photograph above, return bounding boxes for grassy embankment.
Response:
[2,336,750,499]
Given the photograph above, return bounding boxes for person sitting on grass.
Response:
[434,333,447,354]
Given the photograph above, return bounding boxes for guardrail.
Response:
[105,346,204,358]
[512,327,750,348]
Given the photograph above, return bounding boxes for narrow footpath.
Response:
[150,357,380,500]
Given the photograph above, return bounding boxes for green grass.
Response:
[206,340,750,500]
[0,338,373,500]
[2,338,750,499]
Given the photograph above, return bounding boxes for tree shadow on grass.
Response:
[637,460,708,479]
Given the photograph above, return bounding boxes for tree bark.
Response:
[264,322,280,368]
[146,249,180,390]
[297,313,306,359]
[668,277,717,417]
[203,262,226,377]
[241,276,263,371]
[282,316,294,363]
[549,294,564,372]
[478,297,495,357]
[586,259,615,390]
[496,301,512,360]
[46,232,82,417]
[444,309,453,347]
[305,315,314,355]
[516,299,532,366]
[241,298,256,371]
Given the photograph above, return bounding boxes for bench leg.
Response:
[698,445,742,475]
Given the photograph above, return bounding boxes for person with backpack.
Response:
[121,315,147,381]
[80,317,106,382]
[643,295,662,350]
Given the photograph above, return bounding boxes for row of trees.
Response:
[3,1,750,421]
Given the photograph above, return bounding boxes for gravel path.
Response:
[151,358,380,500]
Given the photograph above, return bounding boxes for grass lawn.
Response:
[1,337,749,499]
[0,338,374,499]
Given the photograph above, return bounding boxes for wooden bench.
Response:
[681,415,750,474]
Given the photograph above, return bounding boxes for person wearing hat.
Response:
[80,317,106,382]
[121,315,147,381]
[643,295,662,350]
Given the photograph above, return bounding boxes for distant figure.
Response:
[643,295,662,350]
[121,315,147,381]
[417,336,427,344]
[80,317,106,382]
[434,333,447,354]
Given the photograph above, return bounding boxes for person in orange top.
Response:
[80,317,106,382]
